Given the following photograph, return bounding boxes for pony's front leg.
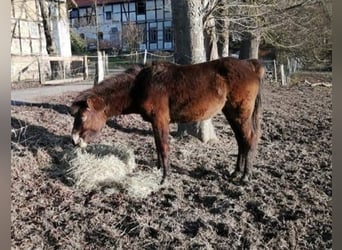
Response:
[151,119,170,184]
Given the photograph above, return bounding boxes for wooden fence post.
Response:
[63,60,66,80]
[38,57,45,84]
[94,50,104,85]
[83,55,88,80]
[280,64,286,86]
[273,60,277,83]
[102,51,107,75]
[143,49,147,64]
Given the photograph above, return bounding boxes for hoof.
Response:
[229,170,239,179]
[160,169,167,185]
[160,176,166,185]
[240,174,250,184]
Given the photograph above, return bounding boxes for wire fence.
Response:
[28,50,174,84]
[37,56,87,85]
[263,59,277,83]
[87,50,174,78]
[13,52,293,85]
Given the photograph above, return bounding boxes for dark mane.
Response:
[72,64,145,104]
[70,64,145,116]
[97,65,143,98]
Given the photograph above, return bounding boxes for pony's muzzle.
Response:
[72,133,88,148]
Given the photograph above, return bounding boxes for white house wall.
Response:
[11,0,47,56]
[11,0,74,82]
[50,1,72,57]
[11,0,48,81]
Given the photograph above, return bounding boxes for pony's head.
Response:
[69,64,145,148]
[70,92,107,148]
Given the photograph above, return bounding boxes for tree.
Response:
[121,21,144,53]
[38,0,66,79]
[262,0,332,69]
[226,0,268,59]
[226,0,331,67]
[203,0,230,60]
[70,31,86,54]
[171,1,206,64]
[171,0,218,143]
[38,0,56,56]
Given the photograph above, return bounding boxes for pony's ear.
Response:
[70,90,92,115]
[86,96,105,111]
[70,100,85,116]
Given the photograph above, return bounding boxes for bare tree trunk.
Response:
[216,0,229,57]
[204,14,219,61]
[171,0,218,143]
[38,0,61,80]
[239,31,261,59]
[239,34,250,59]
[171,0,206,64]
[249,31,261,59]
[38,0,54,55]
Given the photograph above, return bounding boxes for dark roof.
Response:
[74,0,133,8]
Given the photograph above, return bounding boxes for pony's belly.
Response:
[168,82,227,123]
[170,98,225,123]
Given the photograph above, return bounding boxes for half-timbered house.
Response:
[69,0,173,52]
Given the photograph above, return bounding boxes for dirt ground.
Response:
[11,75,332,249]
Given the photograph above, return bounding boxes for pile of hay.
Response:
[63,143,161,198]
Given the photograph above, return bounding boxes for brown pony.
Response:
[70,57,264,184]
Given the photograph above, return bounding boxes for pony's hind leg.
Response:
[225,117,245,178]
[238,120,259,183]
[241,132,258,182]
[223,108,257,182]
[151,117,170,184]
[235,127,255,182]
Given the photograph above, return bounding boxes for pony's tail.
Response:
[250,59,264,137]
[252,86,262,136]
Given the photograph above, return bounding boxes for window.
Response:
[111,27,118,33]
[80,33,85,39]
[98,32,103,40]
[136,0,146,15]
[149,27,157,43]
[105,11,112,20]
[164,27,172,42]
[70,10,79,19]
